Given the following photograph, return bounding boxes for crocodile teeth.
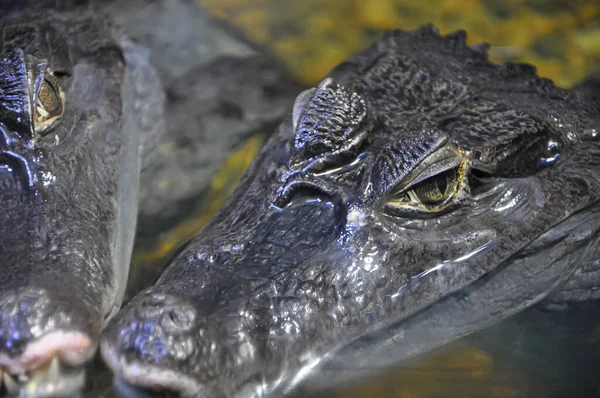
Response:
[3,372,19,395]
[0,356,84,396]
[30,355,61,383]
[48,357,60,383]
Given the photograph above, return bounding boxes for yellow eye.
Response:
[386,159,467,215]
[411,168,458,206]
[34,75,64,135]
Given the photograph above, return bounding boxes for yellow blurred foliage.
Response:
[135,135,265,264]
[199,0,600,88]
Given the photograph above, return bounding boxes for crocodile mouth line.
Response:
[100,341,202,398]
[0,331,94,397]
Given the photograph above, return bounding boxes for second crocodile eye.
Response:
[34,75,64,135]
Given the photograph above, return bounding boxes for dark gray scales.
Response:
[0,51,31,134]
[293,82,366,161]
[99,24,600,398]
[372,131,446,195]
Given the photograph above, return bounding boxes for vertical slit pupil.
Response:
[434,172,448,195]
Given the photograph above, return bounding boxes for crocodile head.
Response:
[101,26,600,397]
[0,10,163,396]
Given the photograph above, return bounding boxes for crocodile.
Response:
[0,5,165,397]
[0,1,300,396]
[101,26,600,397]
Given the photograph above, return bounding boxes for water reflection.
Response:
[308,301,600,398]
[414,239,493,279]
[82,300,600,397]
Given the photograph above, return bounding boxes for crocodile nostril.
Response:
[169,310,178,324]
[133,294,197,334]
[105,294,201,366]
[160,306,196,334]
[134,294,173,319]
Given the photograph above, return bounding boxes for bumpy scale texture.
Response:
[0,6,164,383]
[102,26,600,398]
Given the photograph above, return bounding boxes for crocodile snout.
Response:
[0,287,97,396]
[100,292,215,397]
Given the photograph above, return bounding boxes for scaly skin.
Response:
[101,26,600,397]
[0,7,164,397]
[0,1,301,395]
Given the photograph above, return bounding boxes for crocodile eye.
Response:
[411,168,457,205]
[385,160,467,216]
[34,75,64,136]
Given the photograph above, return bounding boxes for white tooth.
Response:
[18,374,29,383]
[36,105,49,117]
[49,357,60,382]
[3,372,19,395]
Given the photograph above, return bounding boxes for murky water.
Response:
[310,301,600,398]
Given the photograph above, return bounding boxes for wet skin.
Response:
[0,9,163,396]
[101,26,600,397]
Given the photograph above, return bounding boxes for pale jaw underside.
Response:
[101,341,202,398]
